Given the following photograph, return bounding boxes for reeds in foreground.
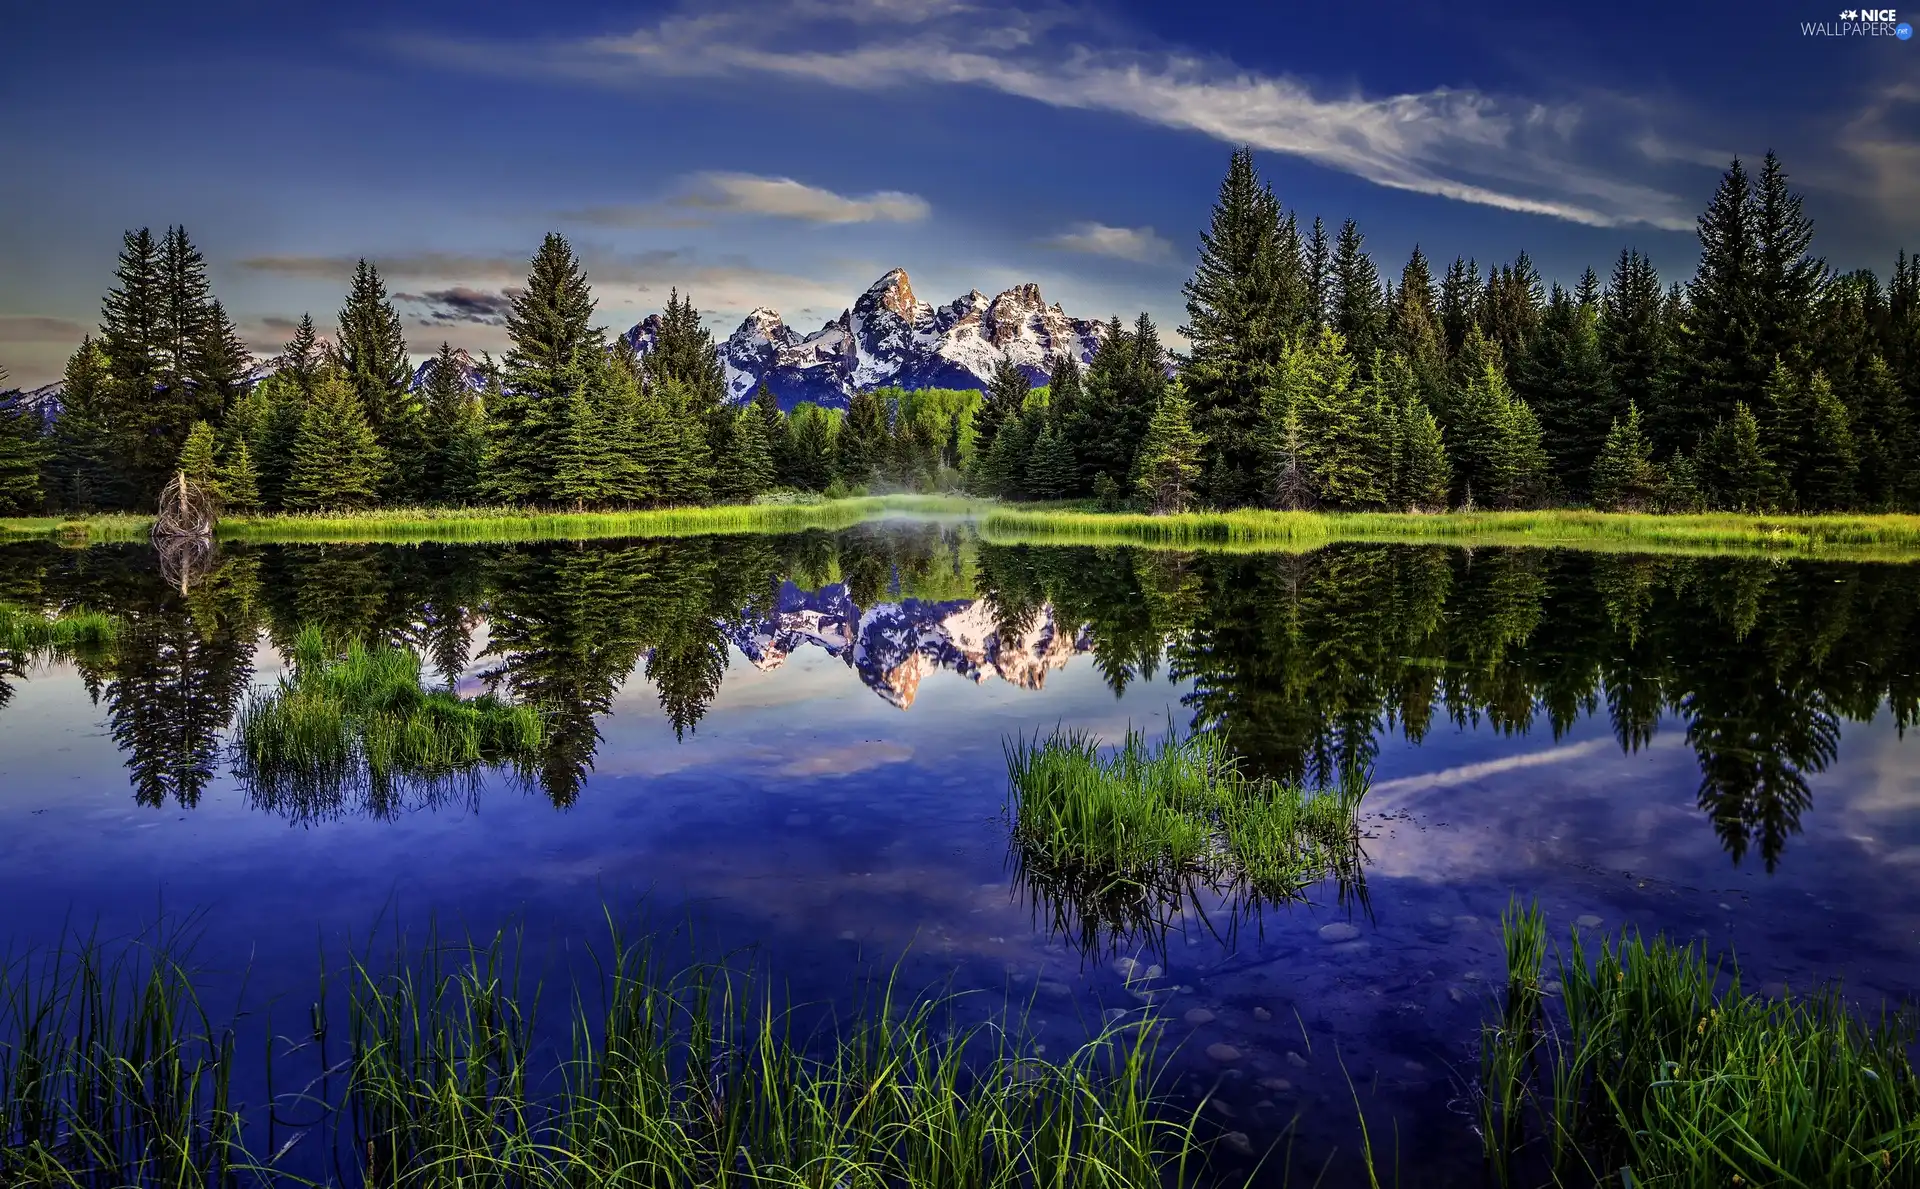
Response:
[1004,728,1366,953]
[3,919,1230,1187]
[233,625,544,819]
[1482,906,1920,1186]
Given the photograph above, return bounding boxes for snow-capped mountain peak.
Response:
[626,267,1109,410]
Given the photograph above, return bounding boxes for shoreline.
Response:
[7,497,1920,559]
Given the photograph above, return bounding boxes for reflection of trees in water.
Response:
[4,532,1919,861]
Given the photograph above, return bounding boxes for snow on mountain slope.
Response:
[625,268,1109,410]
[726,581,1091,709]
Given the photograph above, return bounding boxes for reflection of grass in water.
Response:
[233,625,543,819]
[2,918,1235,1187]
[0,603,119,654]
[984,507,1920,561]
[1005,728,1366,955]
[1483,903,1920,1186]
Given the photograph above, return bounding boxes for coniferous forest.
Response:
[3,150,1918,519]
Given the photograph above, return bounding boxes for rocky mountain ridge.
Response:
[627,268,1109,410]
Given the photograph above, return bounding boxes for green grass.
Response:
[2,919,1232,1187]
[1005,728,1366,953]
[1482,905,1920,1187]
[983,507,1920,561]
[233,625,544,817]
[18,498,1920,559]
[0,602,121,655]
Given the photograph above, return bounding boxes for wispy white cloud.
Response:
[1839,83,1920,229]
[1043,222,1173,263]
[397,2,1696,230]
[685,172,929,223]
[567,172,928,227]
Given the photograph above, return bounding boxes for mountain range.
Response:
[626,268,1108,411]
[726,581,1090,709]
[4,268,1106,416]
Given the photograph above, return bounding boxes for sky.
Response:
[1,0,1915,387]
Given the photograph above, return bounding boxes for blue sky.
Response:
[1,0,1914,386]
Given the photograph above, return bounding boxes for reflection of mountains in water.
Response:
[727,582,1091,709]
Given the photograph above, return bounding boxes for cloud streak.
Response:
[396,286,519,325]
[567,172,930,228]
[1043,222,1172,263]
[0,315,89,343]
[399,2,1696,230]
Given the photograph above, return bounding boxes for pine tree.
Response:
[1590,402,1660,511]
[1395,396,1451,510]
[47,336,125,510]
[1330,219,1386,370]
[1305,217,1333,331]
[1024,423,1076,500]
[1751,151,1824,377]
[335,260,415,457]
[1659,452,1706,513]
[645,289,730,468]
[1452,361,1546,508]
[787,404,836,492]
[285,373,386,510]
[1679,158,1763,445]
[282,313,323,391]
[420,344,478,503]
[1480,253,1544,365]
[971,357,1032,491]
[980,411,1033,499]
[1135,388,1204,514]
[1600,250,1675,454]
[1388,246,1446,400]
[749,382,787,488]
[218,439,261,512]
[1258,344,1313,509]
[1291,328,1385,508]
[491,234,604,503]
[1439,257,1481,358]
[1800,372,1858,511]
[0,376,43,514]
[1517,285,1615,495]
[1697,402,1783,511]
[552,385,620,507]
[177,420,220,496]
[1854,355,1913,506]
[97,229,166,498]
[1180,148,1299,506]
[836,388,887,487]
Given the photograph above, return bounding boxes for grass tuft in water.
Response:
[1005,727,1366,953]
[1483,905,1920,1186]
[234,625,544,817]
[0,602,121,656]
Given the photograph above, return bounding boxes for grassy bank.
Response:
[1482,901,1920,1186]
[13,498,1920,559]
[983,506,1920,560]
[0,602,120,655]
[0,495,986,546]
[1,921,1225,1188]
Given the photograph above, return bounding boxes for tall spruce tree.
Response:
[971,357,1032,492]
[1679,158,1763,445]
[787,404,836,492]
[47,336,125,510]
[1452,361,1547,508]
[1479,254,1544,365]
[0,371,42,514]
[1751,152,1824,377]
[1799,372,1858,511]
[1025,423,1076,500]
[1590,402,1660,511]
[1388,247,1446,401]
[749,382,787,486]
[491,234,603,503]
[1135,388,1204,514]
[1854,355,1913,506]
[837,388,887,487]
[335,260,420,498]
[177,421,220,496]
[421,344,483,504]
[1329,220,1387,371]
[1305,217,1333,331]
[285,373,385,510]
[1759,360,1811,500]
[218,439,261,512]
[1439,256,1481,358]
[1180,148,1300,506]
[1516,285,1615,495]
[1697,402,1784,511]
[645,289,730,471]
[1600,250,1674,453]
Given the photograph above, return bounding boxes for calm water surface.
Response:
[3,526,1918,1184]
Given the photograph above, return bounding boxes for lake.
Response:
[3,523,1918,1184]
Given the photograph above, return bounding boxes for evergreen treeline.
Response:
[2,149,1915,516]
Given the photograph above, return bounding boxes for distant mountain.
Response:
[726,581,1090,709]
[407,347,487,392]
[1,381,67,420]
[625,268,1109,411]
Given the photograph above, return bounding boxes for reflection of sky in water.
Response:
[4,607,1920,1183]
